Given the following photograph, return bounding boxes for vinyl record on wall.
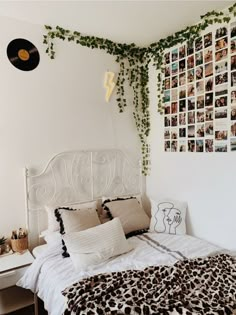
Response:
[7,38,40,71]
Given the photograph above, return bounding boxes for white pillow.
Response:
[63,218,133,271]
[41,230,62,245]
[149,198,187,235]
[58,207,101,234]
[102,198,150,236]
[45,200,97,232]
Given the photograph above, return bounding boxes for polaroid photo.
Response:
[231,71,236,87]
[196,80,204,94]
[179,127,186,138]
[171,115,178,127]
[188,140,195,152]
[172,48,178,62]
[196,123,205,137]
[215,48,228,62]
[215,121,228,140]
[231,37,236,54]
[205,77,213,92]
[215,107,227,120]
[205,92,213,107]
[196,110,204,123]
[164,116,170,127]
[195,51,203,66]
[164,141,171,152]
[196,140,204,152]
[188,98,195,111]
[215,37,228,51]
[164,129,170,139]
[165,65,170,77]
[171,128,178,140]
[195,37,203,51]
[204,48,212,63]
[231,55,236,71]
[171,88,178,101]
[205,62,213,77]
[164,78,170,90]
[179,87,186,99]
[231,121,236,136]
[171,140,178,152]
[179,140,186,152]
[164,103,170,115]
[171,76,178,88]
[204,32,212,48]
[196,66,203,80]
[215,84,228,96]
[179,59,186,73]
[205,108,213,121]
[164,90,170,103]
[231,90,236,106]
[179,112,186,125]
[231,106,236,120]
[187,55,194,69]
[188,125,195,138]
[205,139,213,152]
[215,95,227,107]
[179,99,186,112]
[215,72,228,85]
[197,95,204,109]
[205,122,214,136]
[215,60,227,74]
[187,69,194,83]
[215,141,227,152]
[179,73,186,86]
[188,111,195,124]
[216,27,227,39]
[171,102,178,114]
[172,62,178,75]
[164,52,170,64]
[187,84,195,97]
[179,45,186,59]
[230,138,236,151]
[231,22,236,38]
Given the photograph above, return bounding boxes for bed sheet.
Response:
[17,232,223,315]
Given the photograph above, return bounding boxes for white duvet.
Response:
[17,232,224,315]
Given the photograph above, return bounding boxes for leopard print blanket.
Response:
[62,254,236,315]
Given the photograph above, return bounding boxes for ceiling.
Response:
[0,1,234,46]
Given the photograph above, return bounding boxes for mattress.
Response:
[18,232,222,315]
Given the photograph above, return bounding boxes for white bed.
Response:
[19,150,236,315]
[18,232,223,315]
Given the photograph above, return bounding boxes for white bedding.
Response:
[17,232,223,315]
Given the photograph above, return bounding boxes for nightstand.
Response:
[0,250,37,315]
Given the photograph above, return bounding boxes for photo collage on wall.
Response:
[163,22,236,152]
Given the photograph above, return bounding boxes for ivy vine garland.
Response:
[44,3,236,175]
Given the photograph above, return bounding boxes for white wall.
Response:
[147,64,236,251]
[0,16,140,237]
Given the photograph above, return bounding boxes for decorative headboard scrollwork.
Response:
[25,150,142,248]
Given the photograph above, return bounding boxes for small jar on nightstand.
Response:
[0,250,36,315]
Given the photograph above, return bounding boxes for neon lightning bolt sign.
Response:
[104,71,116,102]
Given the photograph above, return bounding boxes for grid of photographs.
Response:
[163,23,236,153]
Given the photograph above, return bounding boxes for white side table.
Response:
[0,250,37,315]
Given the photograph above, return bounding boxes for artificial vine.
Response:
[43,3,236,175]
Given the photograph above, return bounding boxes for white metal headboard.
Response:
[25,149,142,248]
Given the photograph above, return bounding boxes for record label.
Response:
[7,38,40,71]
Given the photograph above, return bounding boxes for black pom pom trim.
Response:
[54,207,74,258]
